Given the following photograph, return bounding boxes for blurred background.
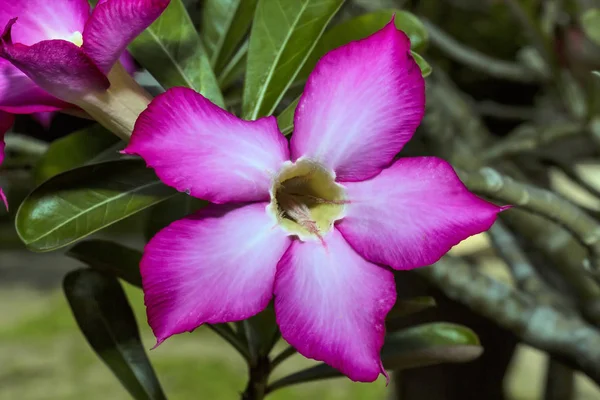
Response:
[3,0,600,398]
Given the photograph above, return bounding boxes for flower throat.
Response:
[269,159,347,241]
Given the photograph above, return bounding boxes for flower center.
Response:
[68,31,83,47]
[268,158,347,241]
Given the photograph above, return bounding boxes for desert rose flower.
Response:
[124,22,507,382]
[0,0,169,140]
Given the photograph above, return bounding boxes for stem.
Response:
[240,356,270,400]
[544,359,574,400]
[207,324,252,362]
[423,19,541,83]
[270,346,297,370]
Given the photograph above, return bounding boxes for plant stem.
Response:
[270,346,297,370]
[241,356,270,400]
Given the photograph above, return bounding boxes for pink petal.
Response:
[0,110,14,210]
[274,229,396,382]
[119,51,137,76]
[31,111,55,129]
[0,0,89,45]
[0,20,109,103]
[338,157,506,270]
[83,0,170,73]
[290,20,425,182]
[0,59,68,113]
[124,87,290,204]
[142,202,291,345]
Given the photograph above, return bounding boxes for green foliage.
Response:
[202,0,258,74]
[128,0,225,106]
[67,240,144,287]
[581,9,600,47]
[33,124,120,185]
[16,160,176,252]
[243,0,345,119]
[64,269,166,400]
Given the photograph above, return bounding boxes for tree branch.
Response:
[423,19,543,83]
[417,257,600,385]
[459,167,600,270]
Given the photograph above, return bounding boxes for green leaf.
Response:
[242,0,344,119]
[296,9,428,83]
[33,125,119,185]
[411,51,432,77]
[581,9,600,46]
[217,41,249,89]
[129,0,224,106]
[144,194,208,241]
[64,269,166,400]
[267,323,482,392]
[276,97,299,136]
[202,0,258,73]
[387,296,436,320]
[67,240,143,287]
[16,160,177,252]
[593,70,600,79]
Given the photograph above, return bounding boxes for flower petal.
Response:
[83,0,170,73]
[0,110,14,209]
[119,51,137,76]
[0,20,109,102]
[290,20,425,182]
[142,202,291,345]
[124,87,290,204]
[0,0,89,45]
[338,157,505,270]
[0,59,68,113]
[274,229,396,382]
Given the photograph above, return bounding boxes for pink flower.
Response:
[0,0,168,139]
[124,22,506,382]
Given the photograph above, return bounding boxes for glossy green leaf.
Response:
[16,160,177,252]
[593,70,600,79]
[296,9,428,83]
[33,124,119,185]
[411,51,432,77]
[202,0,258,73]
[218,41,248,89]
[267,323,482,392]
[129,0,224,106]
[387,296,436,320]
[64,269,166,400]
[144,194,208,241]
[276,97,299,136]
[242,0,344,119]
[582,9,600,46]
[67,240,143,287]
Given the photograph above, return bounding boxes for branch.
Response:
[502,0,555,68]
[417,257,600,385]
[481,122,584,162]
[460,167,600,270]
[488,221,566,308]
[423,19,543,83]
